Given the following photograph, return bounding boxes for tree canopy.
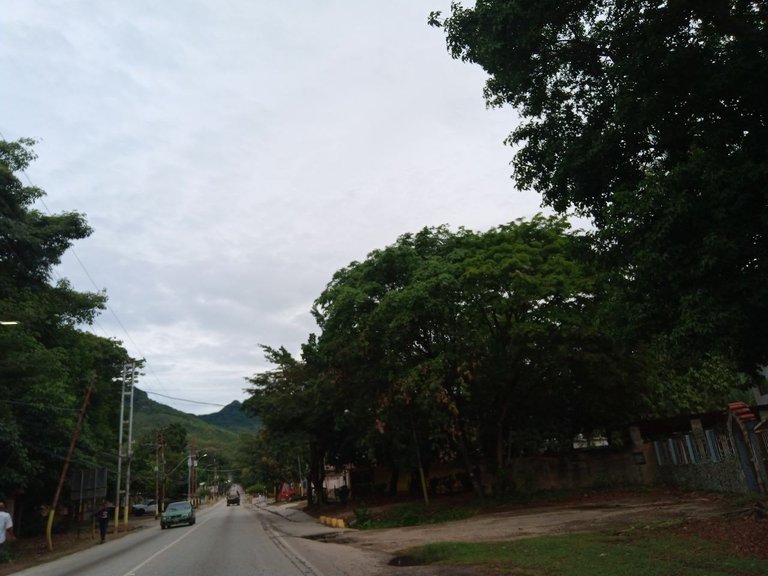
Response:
[310,216,644,493]
[431,1,768,375]
[0,138,131,525]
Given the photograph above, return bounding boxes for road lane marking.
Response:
[120,518,207,576]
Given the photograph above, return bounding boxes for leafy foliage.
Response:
[311,217,643,493]
[432,1,768,375]
[0,138,131,525]
[243,344,336,503]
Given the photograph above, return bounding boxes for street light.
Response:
[188,452,207,505]
[1,321,20,325]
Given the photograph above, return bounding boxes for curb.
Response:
[318,515,346,528]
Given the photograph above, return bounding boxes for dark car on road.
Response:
[160,501,195,529]
[226,490,240,506]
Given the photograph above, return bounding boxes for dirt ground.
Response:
[1,489,766,575]
[318,488,768,561]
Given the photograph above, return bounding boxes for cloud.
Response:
[2,1,546,413]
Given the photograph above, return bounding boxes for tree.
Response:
[243,343,333,506]
[431,1,768,376]
[234,430,305,497]
[314,216,641,495]
[0,138,130,531]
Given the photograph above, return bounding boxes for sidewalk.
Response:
[254,498,345,539]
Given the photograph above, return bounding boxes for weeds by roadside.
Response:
[400,521,768,575]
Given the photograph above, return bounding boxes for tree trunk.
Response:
[388,467,399,496]
[455,421,484,498]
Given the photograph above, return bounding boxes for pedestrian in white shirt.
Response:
[0,499,14,557]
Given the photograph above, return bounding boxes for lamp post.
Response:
[187,451,207,505]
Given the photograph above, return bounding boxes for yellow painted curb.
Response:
[319,516,345,528]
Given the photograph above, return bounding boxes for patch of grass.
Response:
[0,544,17,564]
[403,528,768,575]
[353,505,372,528]
[354,486,661,530]
[357,500,477,530]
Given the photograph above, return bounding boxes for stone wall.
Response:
[655,456,747,493]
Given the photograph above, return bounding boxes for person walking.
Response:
[0,499,15,558]
[96,501,110,544]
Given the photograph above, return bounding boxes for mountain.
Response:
[198,400,259,432]
[130,388,259,462]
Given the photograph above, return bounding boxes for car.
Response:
[131,499,157,516]
[226,490,240,506]
[280,486,296,502]
[160,501,195,529]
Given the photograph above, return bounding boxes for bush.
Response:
[353,504,371,528]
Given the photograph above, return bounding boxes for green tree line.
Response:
[242,1,765,500]
[1,139,134,534]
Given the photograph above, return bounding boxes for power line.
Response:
[1,131,174,397]
[142,390,225,407]
[3,135,237,413]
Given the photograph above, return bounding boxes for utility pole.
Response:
[191,454,196,505]
[213,455,218,499]
[155,428,163,517]
[160,431,166,513]
[123,362,136,527]
[187,440,195,503]
[46,378,94,551]
[114,365,127,534]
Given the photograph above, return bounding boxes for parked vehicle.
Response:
[131,499,157,516]
[280,484,296,502]
[160,501,195,529]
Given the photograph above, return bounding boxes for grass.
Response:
[401,526,768,575]
[354,499,478,529]
[352,486,651,530]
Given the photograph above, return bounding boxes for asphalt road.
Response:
[11,500,335,576]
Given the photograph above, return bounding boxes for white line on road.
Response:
[120,518,207,576]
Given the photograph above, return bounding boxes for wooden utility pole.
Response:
[46,378,94,551]
[155,428,165,517]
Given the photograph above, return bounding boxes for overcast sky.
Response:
[2,1,553,414]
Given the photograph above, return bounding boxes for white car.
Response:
[131,499,157,516]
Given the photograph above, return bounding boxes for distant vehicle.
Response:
[226,489,240,506]
[131,499,157,516]
[280,487,296,502]
[280,485,296,502]
[160,501,195,529]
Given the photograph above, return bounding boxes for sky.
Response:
[2,1,552,414]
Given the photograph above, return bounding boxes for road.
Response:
[8,491,720,576]
[10,500,348,576]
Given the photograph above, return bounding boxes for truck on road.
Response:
[226,489,240,506]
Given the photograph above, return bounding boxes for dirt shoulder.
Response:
[288,488,766,575]
[333,489,737,555]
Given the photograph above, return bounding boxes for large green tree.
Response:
[243,343,337,505]
[0,139,130,531]
[314,216,641,494]
[432,1,768,376]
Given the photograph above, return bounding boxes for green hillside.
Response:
[131,388,246,463]
[198,400,260,432]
